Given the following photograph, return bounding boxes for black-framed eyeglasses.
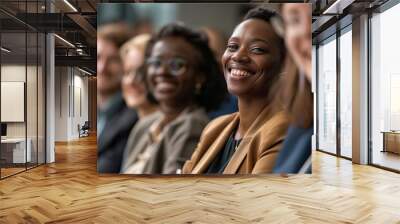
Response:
[146,57,188,76]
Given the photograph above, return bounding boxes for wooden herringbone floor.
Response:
[0,135,400,224]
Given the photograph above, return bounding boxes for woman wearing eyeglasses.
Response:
[182,7,290,174]
[120,23,227,174]
[120,34,159,119]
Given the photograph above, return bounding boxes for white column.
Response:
[45,1,56,163]
[352,14,369,164]
[46,33,55,163]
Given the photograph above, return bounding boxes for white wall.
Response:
[1,82,25,122]
[1,66,25,130]
[55,66,69,141]
[54,67,89,141]
[71,72,89,138]
[1,65,38,138]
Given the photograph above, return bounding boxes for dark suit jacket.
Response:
[182,105,290,174]
[272,125,313,174]
[97,100,138,173]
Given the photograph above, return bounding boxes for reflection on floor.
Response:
[0,167,25,177]
[0,163,43,178]
[0,136,399,223]
[373,150,400,171]
[340,147,353,159]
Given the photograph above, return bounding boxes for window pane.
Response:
[371,3,400,171]
[318,36,337,154]
[339,28,352,158]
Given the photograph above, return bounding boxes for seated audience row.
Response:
[121,24,227,174]
[97,4,313,175]
[97,24,138,173]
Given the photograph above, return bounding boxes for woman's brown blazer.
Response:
[182,105,290,174]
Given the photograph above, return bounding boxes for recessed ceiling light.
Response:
[63,0,78,12]
[1,47,11,53]
[78,67,93,76]
[322,0,354,15]
[54,34,75,48]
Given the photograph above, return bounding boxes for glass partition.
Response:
[27,31,38,169]
[1,30,28,177]
[370,2,400,171]
[38,32,45,165]
[317,35,337,155]
[339,26,352,158]
[0,1,46,179]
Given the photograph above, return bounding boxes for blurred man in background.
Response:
[97,23,138,173]
[119,34,159,119]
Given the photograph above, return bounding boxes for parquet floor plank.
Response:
[0,135,399,223]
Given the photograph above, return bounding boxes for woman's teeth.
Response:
[231,69,251,77]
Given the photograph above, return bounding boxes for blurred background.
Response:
[98,3,279,38]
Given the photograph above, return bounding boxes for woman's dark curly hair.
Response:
[144,22,228,112]
[243,6,286,69]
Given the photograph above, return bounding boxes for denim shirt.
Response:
[273,124,313,174]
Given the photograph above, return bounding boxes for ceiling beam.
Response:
[67,14,97,39]
[55,55,96,72]
[323,0,356,15]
